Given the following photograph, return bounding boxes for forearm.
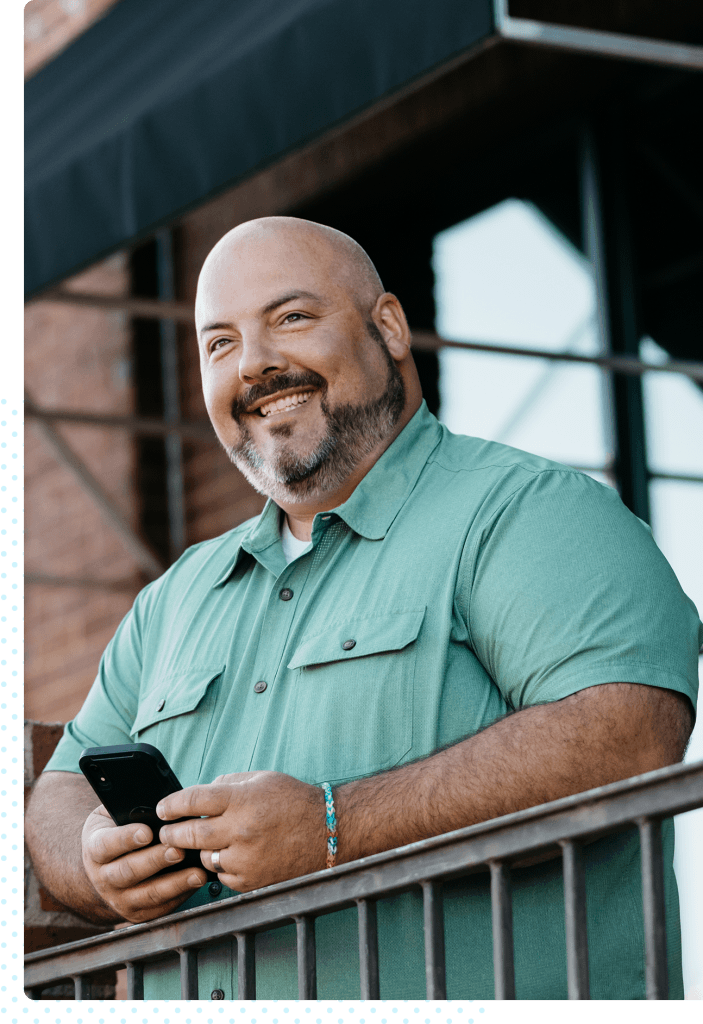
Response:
[26,771,121,924]
[335,683,693,863]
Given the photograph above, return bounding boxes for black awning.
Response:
[25,0,493,297]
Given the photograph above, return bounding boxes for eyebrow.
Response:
[198,291,325,337]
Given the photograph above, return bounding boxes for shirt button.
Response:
[342,639,356,651]
[208,880,223,898]
[156,699,165,712]
[279,588,294,601]
[254,680,268,693]
[211,989,225,1000]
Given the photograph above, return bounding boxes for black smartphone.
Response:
[79,742,206,874]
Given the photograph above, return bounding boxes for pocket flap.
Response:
[288,609,425,670]
[130,664,225,736]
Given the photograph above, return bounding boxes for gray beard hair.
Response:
[225,339,406,505]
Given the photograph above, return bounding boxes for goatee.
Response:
[225,325,406,504]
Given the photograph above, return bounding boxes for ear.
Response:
[373,293,412,360]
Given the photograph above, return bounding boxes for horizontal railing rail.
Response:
[25,759,703,1001]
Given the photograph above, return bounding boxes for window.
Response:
[434,199,703,999]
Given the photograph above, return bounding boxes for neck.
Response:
[278,394,421,541]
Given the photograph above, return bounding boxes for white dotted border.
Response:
[0,386,23,1015]
[16,1003,489,1019]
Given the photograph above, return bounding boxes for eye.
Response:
[209,336,231,353]
[282,312,307,323]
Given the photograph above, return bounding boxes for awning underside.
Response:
[24,0,493,297]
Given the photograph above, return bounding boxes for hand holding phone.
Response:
[79,743,205,873]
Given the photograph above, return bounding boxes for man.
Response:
[27,217,700,999]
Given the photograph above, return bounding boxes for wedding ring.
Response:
[211,850,223,872]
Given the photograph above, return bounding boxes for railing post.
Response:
[125,960,144,999]
[295,915,317,999]
[356,898,380,999]
[71,974,91,1000]
[489,860,515,999]
[560,840,590,998]
[421,880,446,999]
[178,947,199,1000]
[236,932,256,1000]
[638,817,669,999]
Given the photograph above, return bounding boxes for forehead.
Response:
[196,232,346,323]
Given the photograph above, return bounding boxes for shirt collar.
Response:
[212,401,441,585]
[329,401,441,540]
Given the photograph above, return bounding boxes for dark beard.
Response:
[226,322,406,502]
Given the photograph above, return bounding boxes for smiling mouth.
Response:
[256,390,315,418]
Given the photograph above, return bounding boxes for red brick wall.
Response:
[25,256,142,723]
[23,0,264,727]
[25,0,121,79]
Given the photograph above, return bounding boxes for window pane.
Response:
[642,337,703,478]
[650,479,703,1001]
[433,198,608,472]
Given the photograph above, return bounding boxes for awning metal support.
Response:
[493,0,703,70]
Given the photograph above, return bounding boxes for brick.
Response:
[30,722,66,781]
[25,925,117,957]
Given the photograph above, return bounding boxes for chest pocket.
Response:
[286,609,424,784]
[130,665,225,785]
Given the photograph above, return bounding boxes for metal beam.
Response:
[26,389,166,579]
[24,406,214,439]
[31,290,195,323]
[493,0,703,70]
[410,331,703,383]
[581,122,650,522]
[156,229,187,561]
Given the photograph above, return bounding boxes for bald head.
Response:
[197,216,384,320]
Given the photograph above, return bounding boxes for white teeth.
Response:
[259,391,312,417]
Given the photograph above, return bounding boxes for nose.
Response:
[238,330,290,384]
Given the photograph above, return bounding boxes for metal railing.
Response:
[25,759,703,1001]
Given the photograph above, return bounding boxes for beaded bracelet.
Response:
[321,782,338,868]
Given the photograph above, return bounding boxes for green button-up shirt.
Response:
[48,402,701,999]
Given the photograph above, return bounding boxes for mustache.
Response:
[230,369,328,421]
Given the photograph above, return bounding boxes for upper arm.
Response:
[462,470,700,717]
[557,682,694,773]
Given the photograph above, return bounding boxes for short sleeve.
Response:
[44,592,147,773]
[462,469,701,714]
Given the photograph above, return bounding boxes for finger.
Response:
[86,819,154,866]
[156,783,234,821]
[101,842,191,890]
[201,849,228,874]
[123,865,208,921]
[158,814,224,852]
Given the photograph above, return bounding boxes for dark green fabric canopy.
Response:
[25,0,493,296]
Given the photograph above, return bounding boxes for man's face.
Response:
[197,231,405,504]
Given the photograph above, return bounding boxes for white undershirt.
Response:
[280,516,312,564]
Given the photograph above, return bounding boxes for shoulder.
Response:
[425,423,617,522]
